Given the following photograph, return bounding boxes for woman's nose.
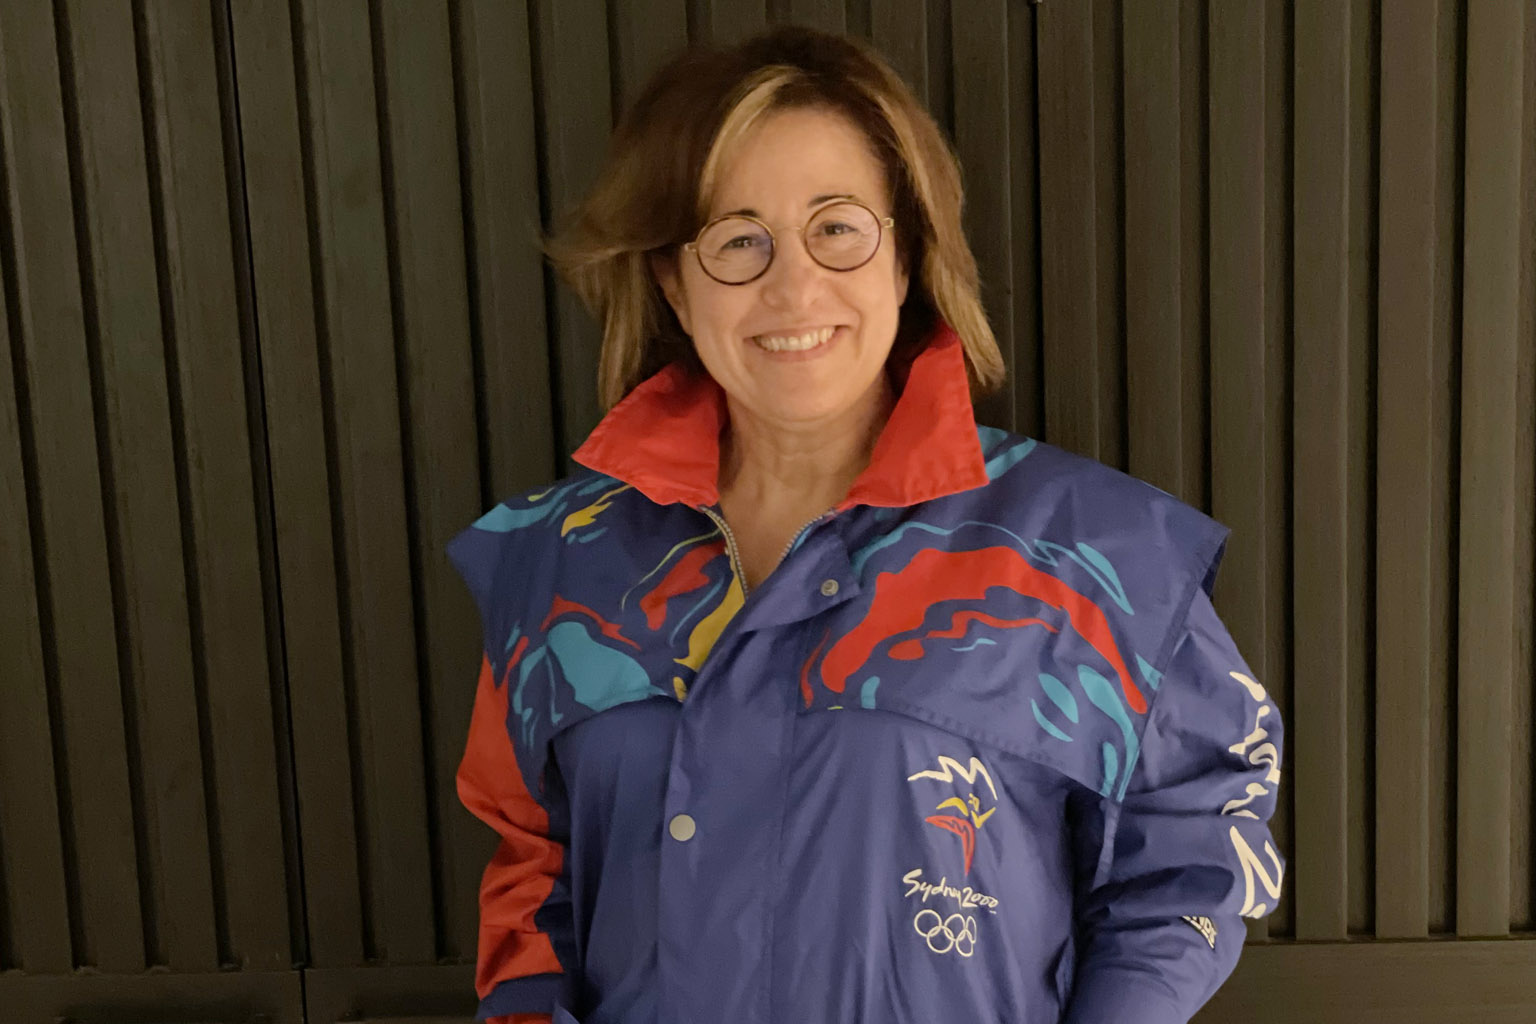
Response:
[758,232,824,308]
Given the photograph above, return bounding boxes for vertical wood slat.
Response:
[0,184,72,973]
[374,0,484,963]
[1374,0,1439,940]
[708,0,767,44]
[1176,0,1208,511]
[920,0,951,138]
[1259,0,1294,941]
[534,0,612,453]
[1344,0,1376,937]
[454,0,558,500]
[1007,4,1041,441]
[1035,0,1099,458]
[226,0,365,968]
[1512,0,1536,934]
[1206,0,1270,943]
[1122,1,1183,495]
[950,0,1011,431]
[784,0,844,33]
[845,0,871,39]
[612,0,689,110]
[1455,0,1524,939]
[1091,0,1124,471]
[1424,0,1461,936]
[1290,0,1351,942]
[62,0,220,970]
[0,0,144,973]
[138,0,295,970]
[869,0,927,108]
[301,0,434,963]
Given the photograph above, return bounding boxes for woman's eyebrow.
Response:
[719,193,858,218]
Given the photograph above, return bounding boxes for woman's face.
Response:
[657,106,910,430]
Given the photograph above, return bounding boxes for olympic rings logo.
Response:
[913,909,978,957]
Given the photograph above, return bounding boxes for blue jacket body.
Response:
[448,330,1285,1024]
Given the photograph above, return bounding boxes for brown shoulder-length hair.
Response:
[546,26,1004,411]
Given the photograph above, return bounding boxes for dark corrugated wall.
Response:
[0,1,1531,1022]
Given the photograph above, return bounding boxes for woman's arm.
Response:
[1064,587,1285,1024]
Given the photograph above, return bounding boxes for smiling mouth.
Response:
[751,326,837,352]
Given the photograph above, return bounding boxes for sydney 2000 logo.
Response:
[902,755,1004,957]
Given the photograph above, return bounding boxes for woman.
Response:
[449,26,1283,1024]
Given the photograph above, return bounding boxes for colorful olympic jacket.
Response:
[448,326,1285,1024]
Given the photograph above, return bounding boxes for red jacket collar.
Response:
[571,323,988,510]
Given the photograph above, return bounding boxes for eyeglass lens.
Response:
[694,202,882,284]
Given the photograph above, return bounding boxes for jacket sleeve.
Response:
[449,520,574,1023]
[457,652,574,1023]
[1063,587,1286,1024]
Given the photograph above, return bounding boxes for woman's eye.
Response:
[817,221,854,236]
[722,235,764,250]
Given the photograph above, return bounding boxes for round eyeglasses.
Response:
[682,199,895,285]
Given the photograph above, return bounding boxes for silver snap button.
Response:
[820,578,840,597]
[668,814,697,842]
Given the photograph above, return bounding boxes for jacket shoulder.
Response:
[974,426,1201,511]
[831,428,1234,797]
[967,426,1227,591]
[445,469,632,628]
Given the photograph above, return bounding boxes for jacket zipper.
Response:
[699,505,835,597]
[776,509,834,568]
[698,506,749,594]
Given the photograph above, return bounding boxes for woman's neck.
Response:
[718,377,895,516]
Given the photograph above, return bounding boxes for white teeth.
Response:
[752,326,835,352]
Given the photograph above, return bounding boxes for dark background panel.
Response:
[1005,2,1042,441]
[0,135,72,975]
[1,1,1533,1020]
[950,0,1012,431]
[1194,941,1536,1024]
[1424,0,1464,940]
[0,0,146,974]
[531,0,613,455]
[142,0,299,970]
[1344,0,1378,939]
[225,0,365,970]
[1374,0,1442,941]
[372,0,489,964]
[783,0,845,34]
[1090,0,1125,473]
[1175,0,1209,513]
[140,0,297,973]
[0,971,303,1024]
[298,0,435,965]
[612,0,688,108]
[1513,0,1536,935]
[1034,0,1101,459]
[1454,0,1525,939]
[1290,0,1352,943]
[62,0,219,972]
[454,0,560,501]
[869,0,927,107]
[707,0,768,44]
[1122,1,1186,500]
